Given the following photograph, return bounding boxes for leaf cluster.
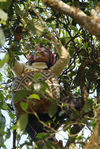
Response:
[0,0,100,148]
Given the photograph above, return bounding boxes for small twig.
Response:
[28,105,58,133]
[13,129,16,149]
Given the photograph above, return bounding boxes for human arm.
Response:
[50,40,70,77]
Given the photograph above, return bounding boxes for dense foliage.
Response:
[0,0,100,148]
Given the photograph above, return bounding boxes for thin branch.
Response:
[13,129,16,149]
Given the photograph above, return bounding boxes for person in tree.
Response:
[8,27,70,147]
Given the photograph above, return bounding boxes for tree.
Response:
[0,0,100,148]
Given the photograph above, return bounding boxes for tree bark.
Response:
[43,1,100,149]
[43,0,100,40]
[84,80,100,149]
[84,107,100,149]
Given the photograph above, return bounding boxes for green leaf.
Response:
[11,124,17,130]
[0,91,4,101]
[0,0,12,10]
[84,98,93,113]
[27,20,44,36]
[20,102,29,111]
[27,20,36,34]
[0,112,5,127]
[43,144,48,149]
[28,94,40,100]
[0,73,2,82]
[5,128,11,139]
[48,104,57,118]
[70,25,78,32]
[2,102,9,110]
[0,9,8,21]
[13,90,28,102]
[17,114,28,134]
[15,5,23,15]
[83,42,88,49]
[0,28,5,47]
[0,0,6,2]
[33,72,42,80]
[0,54,9,68]
[36,132,47,139]
[40,80,49,90]
[4,54,9,62]
[9,112,15,119]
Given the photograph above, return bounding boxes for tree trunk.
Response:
[84,107,100,149]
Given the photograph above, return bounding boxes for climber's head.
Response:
[28,44,55,68]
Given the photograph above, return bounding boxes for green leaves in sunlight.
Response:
[17,114,28,134]
[0,9,8,21]
[28,94,40,100]
[0,54,9,68]
[27,20,45,36]
[0,28,6,47]
[0,0,100,148]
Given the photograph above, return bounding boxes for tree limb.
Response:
[43,0,100,40]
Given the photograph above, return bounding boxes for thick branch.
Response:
[43,0,100,40]
[83,80,100,149]
[84,107,100,149]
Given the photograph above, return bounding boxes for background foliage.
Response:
[0,0,100,148]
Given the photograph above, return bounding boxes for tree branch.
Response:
[43,0,100,40]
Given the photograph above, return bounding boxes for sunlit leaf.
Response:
[0,0,6,2]
[2,102,9,110]
[20,102,29,111]
[9,112,15,119]
[0,9,8,21]
[0,73,2,82]
[28,94,40,100]
[27,20,44,36]
[0,54,9,68]
[70,25,78,32]
[17,114,28,134]
[33,73,42,80]
[0,28,5,47]
[0,91,4,101]
[11,124,17,130]
[83,42,88,49]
